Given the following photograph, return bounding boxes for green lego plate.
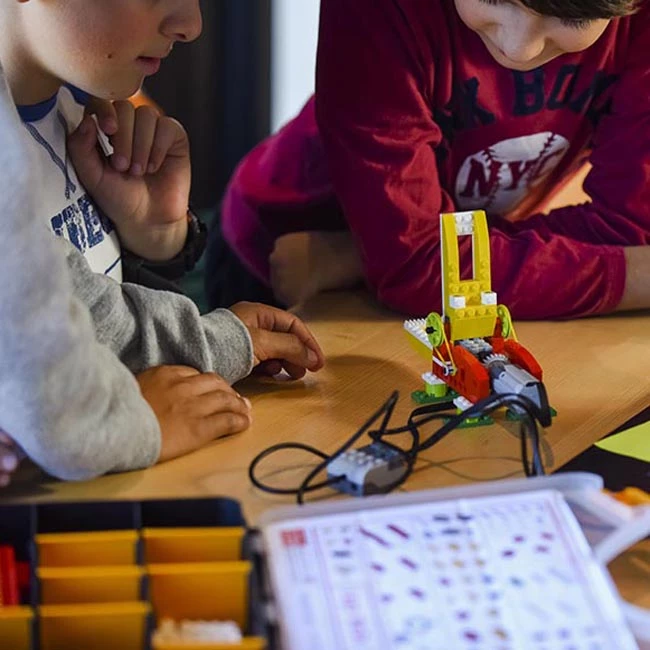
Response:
[443,414,495,429]
[506,406,558,422]
[411,390,458,406]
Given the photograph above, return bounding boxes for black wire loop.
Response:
[248,390,548,504]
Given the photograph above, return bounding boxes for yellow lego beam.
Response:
[440,210,497,342]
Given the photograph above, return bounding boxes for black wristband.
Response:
[121,208,208,281]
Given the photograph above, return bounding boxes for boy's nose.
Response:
[496,12,546,64]
[497,30,545,64]
[163,0,203,43]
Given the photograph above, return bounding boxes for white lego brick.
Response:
[449,294,466,309]
[422,371,446,386]
[454,211,474,224]
[454,211,475,236]
[453,395,473,411]
[481,291,497,306]
[403,318,432,350]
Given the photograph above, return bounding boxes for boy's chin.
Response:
[81,77,145,102]
[481,36,555,71]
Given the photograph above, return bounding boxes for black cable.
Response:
[249,392,402,504]
[248,443,339,495]
[372,392,545,478]
[248,389,548,504]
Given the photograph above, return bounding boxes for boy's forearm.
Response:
[317,231,364,292]
[616,246,650,311]
[64,239,254,383]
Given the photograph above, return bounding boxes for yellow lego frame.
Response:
[440,210,498,342]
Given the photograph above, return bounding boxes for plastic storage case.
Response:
[2,475,648,650]
[0,497,267,650]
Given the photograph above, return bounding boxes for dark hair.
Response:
[520,0,639,19]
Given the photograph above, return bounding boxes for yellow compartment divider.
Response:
[39,601,150,650]
[0,605,33,650]
[38,565,145,604]
[142,527,245,563]
[36,530,139,567]
[147,561,252,627]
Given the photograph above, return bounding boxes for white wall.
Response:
[271,0,321,133]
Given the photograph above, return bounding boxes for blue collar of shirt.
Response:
[17,84,89,123]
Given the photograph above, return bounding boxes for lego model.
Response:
[404,210,552,424]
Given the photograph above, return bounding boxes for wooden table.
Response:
[5,290,650,609]
[7,290,650,517]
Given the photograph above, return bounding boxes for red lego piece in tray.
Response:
[0,545,20,606]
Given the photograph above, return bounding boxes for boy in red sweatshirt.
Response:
[207,0,650,319]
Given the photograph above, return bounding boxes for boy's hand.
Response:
[0,431,23,487]
[136,366,252,463]
[229,302,325,378]
[68,99,191,262]
[269,231,363,307]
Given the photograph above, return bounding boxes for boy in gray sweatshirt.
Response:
[0,68,163,481]
[0,0,324,483]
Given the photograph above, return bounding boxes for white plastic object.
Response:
[403,318,431,350]
[454,211,475,236]
[153,618,243,643]
[481,290,498,305]
[452,395,473,411]
[91,114,114,157]
[422,372,446,386]
[593,506,650,643]
[449,294,466,309]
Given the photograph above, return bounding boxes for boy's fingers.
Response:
[254,360,284,377]
[85,98,118,135]
[148,117,187,173]
[230,303,325,370]
[0,474,10,488]
[200,411,252,440]
[254,330,320,374]
[260,307,324,369]
[280,361,307,380]
[111,100,136,172]
[130,106,159,176]
[193,389,252,419]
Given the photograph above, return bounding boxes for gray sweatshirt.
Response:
[0,73,254,481]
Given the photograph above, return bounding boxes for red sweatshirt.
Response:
[222,0,650,319]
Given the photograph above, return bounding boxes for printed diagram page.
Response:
[263,490,638,650]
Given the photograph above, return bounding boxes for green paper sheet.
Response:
[595,421,650,463]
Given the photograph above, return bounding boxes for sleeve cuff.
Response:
[202,308,255,383]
